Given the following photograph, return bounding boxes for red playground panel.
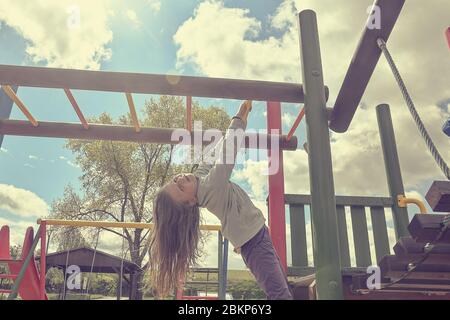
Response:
[446,27,450,50]
[0,225,47,300]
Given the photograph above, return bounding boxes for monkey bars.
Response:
[0,64,310,150]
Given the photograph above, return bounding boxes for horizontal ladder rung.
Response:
[0,289,13,294]
[0,274,17,279]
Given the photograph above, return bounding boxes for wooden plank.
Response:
[329,0,405,132]
[379,254,450,277]
[64,89,89,129]
[0,64,319,103]
[125,93,141,133]
[289,204,308,267]
[0,119,298,151]
[287,266,315,277]
[425,180,450,212]
[408,214,450,243]
[370,206,391,262]
[384,271,450,282]
[284,194,393,207]
[346,289,450,300]
[1,85,38,127]
[380,283,450,291]
[351,206,372,267]
[394,237,450,257]
[336,206,351,268]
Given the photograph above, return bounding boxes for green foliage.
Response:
[228,280,265,300]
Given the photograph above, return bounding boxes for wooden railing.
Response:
[284,194,394,276]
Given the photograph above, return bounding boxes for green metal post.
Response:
[376,104,410,238]
[298,10,343,299]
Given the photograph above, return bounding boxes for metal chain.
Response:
[377,38,450,180]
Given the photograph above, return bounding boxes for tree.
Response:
[50,96,230,299]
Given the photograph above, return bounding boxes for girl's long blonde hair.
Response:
[148,189,201,298]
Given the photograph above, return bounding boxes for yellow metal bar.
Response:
[1,85,38,127]
[125,93,141,133]
[37,218,221,231]
[397,195,427,214]
[64,88,89,129]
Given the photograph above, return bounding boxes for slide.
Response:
[0,225,47,300]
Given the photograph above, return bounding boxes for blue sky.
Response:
[0,0,449,268]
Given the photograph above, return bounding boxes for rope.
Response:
[377,38,450,180]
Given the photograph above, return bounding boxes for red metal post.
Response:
[39,221,46,300]
[446,27,450,50]
[176,279,184,300]
[286,107,305,141]
[267,101,287,272]
[186,96,192,132]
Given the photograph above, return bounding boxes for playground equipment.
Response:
[0,220,228,300]
[444,119,450,137]
[0,226,47,299]
[446,27,450,50]
[1,0,449,299]
[37,247,142,300]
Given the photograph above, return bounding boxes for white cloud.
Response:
[59,156,68,160]
[174,1,291,80]
[28,155,38,160]
[281,112,296,129]
[126,9,141,28]
[24,163,35,168]
[0,217,38,247]
[0,0,113,69]
[147,0,162,13]
[234,160,268,199]
[0,184,49,218]
[0,147,8,153]
[67,160,80,168]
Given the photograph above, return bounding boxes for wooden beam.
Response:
[0,64,328,103]
[125,93,141,133]
[186,96,192,132]
[38,218,221,231]
[408,214,450,243]
[64,89,89,129]
[329,0,405,132]
[394,237,450,257]
[284,194,393,207]
[426,180,450,212]
[0,119,298,151]
[1,85,38,127]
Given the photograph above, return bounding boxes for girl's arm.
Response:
[198,101,252,183]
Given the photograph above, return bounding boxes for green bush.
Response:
[228,280,265,300]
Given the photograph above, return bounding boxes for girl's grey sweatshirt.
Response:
[194,118,266,249]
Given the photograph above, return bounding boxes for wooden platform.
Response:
[290,212,450,300]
